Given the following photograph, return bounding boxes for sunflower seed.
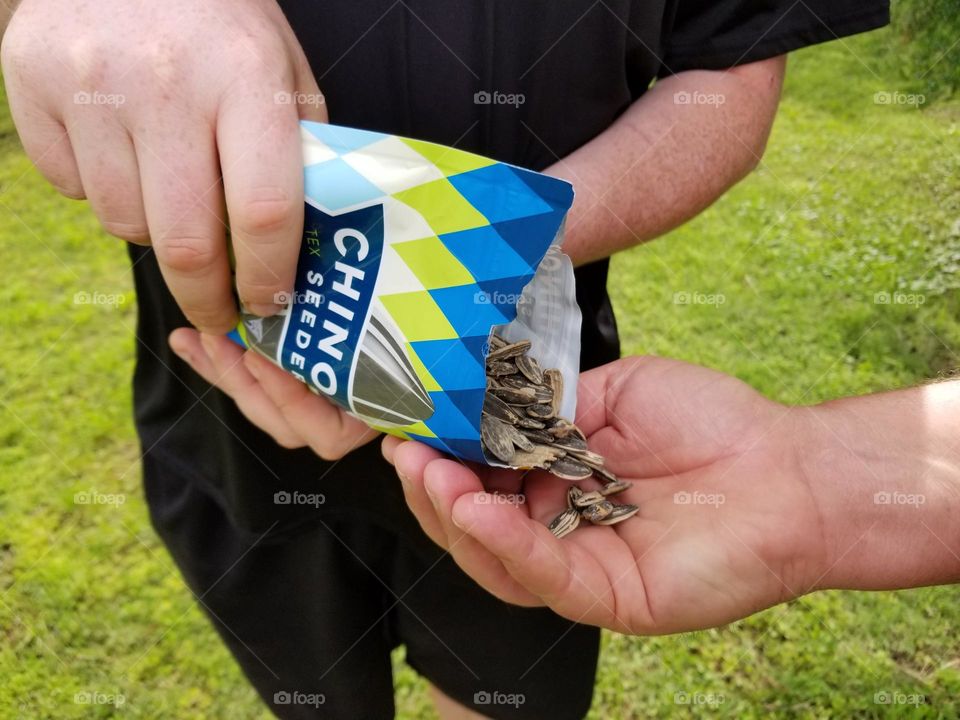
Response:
[491,386,538,405]
[526,403,555,419]
[487,360,519,376]
[581,500,615,523]
[487,333,507,351]
[479,334,639,537]
[548,508,581,539]
[486,339,532,362]
[588,463,619,483]
[567,448,606,468]
[481,415,517,464]
[532,386,554,404]
[510,445,566,469]
[551,434,588,452]
[515,417,546,430]
[548,419,586,443]
[502,423,535,452]
[548,455,593,480]
[515,354,543,384]
[572,490,604,507]
[593,503,640,525]
[599,479,633,496]
[520,428,555,444]
[544,369,563,416]
[500,375,531,390]
[483,394,520,423]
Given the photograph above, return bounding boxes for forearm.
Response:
[798,381,960,591]
[548,56,785,266]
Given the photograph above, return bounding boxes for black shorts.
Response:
[144,467,600,719]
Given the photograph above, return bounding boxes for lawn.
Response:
[2,26,959,720]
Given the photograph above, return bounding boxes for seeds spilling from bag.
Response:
[482,334,639,538]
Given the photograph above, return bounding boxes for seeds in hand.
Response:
[480,333,638,538]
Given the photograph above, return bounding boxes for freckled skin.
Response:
[1,0,328,333]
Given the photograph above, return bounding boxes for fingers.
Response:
[243,350,379,460]
[422,460,542,606]
[451,494,612,622]
[137,122,236,334]
[391,441,541,606]
[168,329,303,448]
[9,102,84,199]
[67,111,148,244]
[217,78,302,316]
[390,440,449,547]
[289,37,329,124]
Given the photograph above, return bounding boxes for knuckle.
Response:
[155,237,220,275]
[51,182,86,200]
[181,306,235,334]
[232,194,298,238]
[237,274,285,296]
[100,218,149,243]
[239,34,291,77]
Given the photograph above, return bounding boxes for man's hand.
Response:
[168,331,379,459]
[2,0,325,331]
[383,356,960,635]
[383,356,825,634]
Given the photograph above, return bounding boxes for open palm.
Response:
[384,356,827,635]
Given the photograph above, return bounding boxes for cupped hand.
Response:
[383,356,829,635]
[169,329,378,460]
[2,0,325,331]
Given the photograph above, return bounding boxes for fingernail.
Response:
[397,471,411,488]
[246,302,283,317]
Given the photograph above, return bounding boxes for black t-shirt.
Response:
[130,0,888,540]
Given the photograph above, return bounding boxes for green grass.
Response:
[2,27,959,719]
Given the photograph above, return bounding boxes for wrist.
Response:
[793,385,960,592]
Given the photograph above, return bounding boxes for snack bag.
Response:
[229,121,580,466]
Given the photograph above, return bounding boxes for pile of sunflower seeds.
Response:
[481,334,639,538]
